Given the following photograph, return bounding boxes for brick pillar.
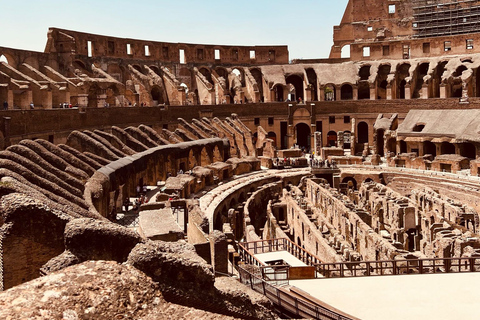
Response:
[209,230,228,275]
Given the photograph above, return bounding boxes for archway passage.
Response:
[341,84,353,100]
[423,141,436,157]
[357,122,369,144]
[341,177,358,190]
[306,68,318,101]
[151,86,164,104]
[327,131,337,147]
[441,142,455,155]
[295,123,311,150]
[273,84,284,102]
[460,143,476,159]
[286,75,304,101]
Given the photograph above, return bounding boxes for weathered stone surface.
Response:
[64,218,144,263]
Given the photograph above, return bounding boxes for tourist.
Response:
[3,101,8,110]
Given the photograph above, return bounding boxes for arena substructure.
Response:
[1,110,480,319]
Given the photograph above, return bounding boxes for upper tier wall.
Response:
[46,28,289,65]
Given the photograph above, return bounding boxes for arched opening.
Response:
[267,132,277,148]
[359,65,371,81]
[399,140,407,153]
[341,45,350,58]
[376,64,391,99]
[423,141,436,157]
[324,84,336,101]
[295,123,311,150]
[306,68,318,101]
[396,63,410,99]
[358,82,370,100]
[151,86,164,105]
[0,55,8,64]
[250,68,264,102]
[413,63,429,98]
[231,68,245,87]
[327,130,337,147]
[132,65,142,73]
[273,84,284,102]
[433,61,448,98]
[357,122,369,144]
[199,67,213,84]
[285,74,304,101]
[341,84,353,100]
[460,143,476,159]
[441,142,455,155]
[376,129,385,156]
[342,177,358,190]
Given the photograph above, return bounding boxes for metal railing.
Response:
[316,257,480,278]
[238,264,355,320]
[238,238,322,266]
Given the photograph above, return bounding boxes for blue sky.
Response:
[0,0,348,60]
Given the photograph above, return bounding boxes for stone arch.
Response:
[0,52,17,67]
[198,67,213,85]
[413,62,430,99]
[231,68,245,87]
[327,130,337,147]
[460,142,476,159]
[441,142,455,155]
[250,68,264,102]
[432,61,448,98]
[132,64,142,73]
[358,82,370,100]
[295,123,310,150]
[267,131,277,148]
[396,63,410,99]
[306,68,318,101]
[324,84,336,101]
[341,44,351,58]
[423,141,436,157]
[285,74,304,101]
[357,122,369,144]
[151,85,165,105]
[272,84,284,102]
[359,65,371,81]
[377,64,391,100]
[340,83,353,100]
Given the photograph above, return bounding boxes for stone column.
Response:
[314,131,322,155]
[421,83,429,99]
[386,84,392,100]
[353,85,358,100]
[370,86,376,100]
[404,84,411,99]
[337,131,344,149]
[77,93,88,113]
[440,84,447,98]
[209,230,228,275]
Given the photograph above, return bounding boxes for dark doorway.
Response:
[358,122,369,144]
[296,123,311,150]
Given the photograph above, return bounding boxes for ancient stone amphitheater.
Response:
[3,2,480,318]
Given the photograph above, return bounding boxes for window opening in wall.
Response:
[467,39,474,50]
[329,116,335,124]
[444,41,451,51]
[250,50,256,59]
[145,45,150,56]
[382,45,390,56]
[363,46,370,57]
[423,42,430,54]
[341,45,350,58]
[389,4,395,14]
[214,49,220,60]
[344,116,350,123]
[87,41,93,57]
[197,48,204,60]
[254,118,260,125]
[403,45,410,59]
[179,49,185,64]
[367,26,373,31]
[413,22,418,28]
[127,43,132,55]
[268,117,274,125]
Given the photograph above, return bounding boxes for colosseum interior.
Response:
[3,0,480,319]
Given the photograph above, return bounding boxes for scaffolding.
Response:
[412,0,480,38]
